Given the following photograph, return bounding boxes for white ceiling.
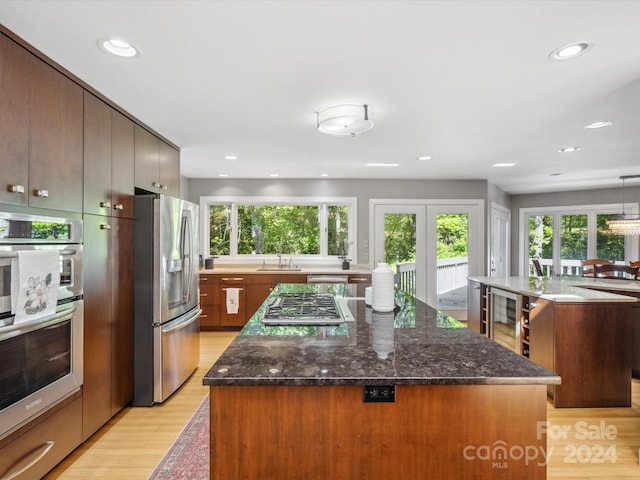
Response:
[1,0,640,194]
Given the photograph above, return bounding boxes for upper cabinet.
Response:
[0,32,83,211]
[134,125,180,197]
[84,92,135,218]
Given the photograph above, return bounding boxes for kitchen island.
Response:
[468,276,638,408]
[204,284,559,479]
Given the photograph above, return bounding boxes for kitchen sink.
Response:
[256,267,302,271]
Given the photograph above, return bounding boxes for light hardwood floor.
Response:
[45,331,640,479]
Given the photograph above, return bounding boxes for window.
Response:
[201,197,356,261]
[520,204,638,276]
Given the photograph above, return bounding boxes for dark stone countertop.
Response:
[203,283,560,387]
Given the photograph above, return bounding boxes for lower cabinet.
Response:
[199,273,308,330]
[0,391,82,480]
[82,215,134,440]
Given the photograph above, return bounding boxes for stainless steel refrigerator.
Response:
[133,194,201,405]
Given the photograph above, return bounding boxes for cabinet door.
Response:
[246,283,274,320]
[0,33,30,205]
[159,141,180,197]
[83,92,112,215]
[29,56,83,211]
[467,280,482,333]
[82,214,113,440]
[111,217,134,414]
[111,110,135,218]
[134,125,160,193]
[200,280,221,329]
[221,278,246,327]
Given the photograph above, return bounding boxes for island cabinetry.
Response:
[529,298,632,408]
[467,279,489,336]
[134,125,180,197]
[200,274,221,330]
[210,384,547,479]
[0,32,83,211]
[83,92,135,218]
[82,215,134,439]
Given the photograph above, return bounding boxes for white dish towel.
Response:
[11,250,60,324]
[225,288,240,314]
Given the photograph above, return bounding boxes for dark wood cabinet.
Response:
[29,52,83,212]
[83,92,135,218]
[0,32,83,211]
[111,109,135,218]
[135,125,180,197]
[0,32,30,206]
[82,215,134,439]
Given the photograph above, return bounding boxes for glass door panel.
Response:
[597,214,625,262]
[528,215,553,276]
[560,214,587,275]
[435,213,469,316]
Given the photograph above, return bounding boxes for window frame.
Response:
[199,196,357,264]
[518,203,639,276]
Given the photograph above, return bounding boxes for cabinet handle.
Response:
[200,293,208,297]
[162,184,168,190]
[9,184,25,194]
[222,277,244,281]
[100,201,111,208]
[100,224,112,230]
[113,203,124,210]
[1,440,55,480]
[222,288,244,291]
[529,302,538,309]
[34,189,49,198]
[201,277,208,282]
[152,182,161,188]
[201,314,208,318]
[350,277,369,281]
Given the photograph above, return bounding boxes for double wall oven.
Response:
[0,211,83,440]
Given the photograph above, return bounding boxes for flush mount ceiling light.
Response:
[559,146,580,153]
[549,41,593,61]
[316,104,373,137]
[606,175,640,235]
[98,38,139,58]
[584,121,613,129]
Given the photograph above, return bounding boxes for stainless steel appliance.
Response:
[262,291,353,326]
[0,211,83,439]
[133,194,201,406]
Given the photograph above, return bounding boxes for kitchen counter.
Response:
[199,263,371,275]
[203,283,559,387]
[204,284,558,479]
[468,275,640,302]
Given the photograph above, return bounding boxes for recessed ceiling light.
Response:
[269,173,280,177]
[584,121,613,129]
[218,173,229,177]
[223,155,238,160]
[549,41,593,61]
[366,163,399,167]
[492,163,515,167]
[417,156,432,161]
[559,146,580,153]
[98,38,139,58]
[320,173,330,177]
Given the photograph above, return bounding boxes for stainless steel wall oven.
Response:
[0,211,83,439]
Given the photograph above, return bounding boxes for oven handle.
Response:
[0,249,77,258]
[0,440,55,480]
[0,304,77,340]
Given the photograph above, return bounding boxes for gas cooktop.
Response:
[262,292,351,326]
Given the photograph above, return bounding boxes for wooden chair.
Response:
[532,259,544,276]
[580,259,613,277]
[593,263,639,280]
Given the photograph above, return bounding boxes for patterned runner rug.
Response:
[148,395,209,479]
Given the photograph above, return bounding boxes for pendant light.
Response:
[606,175,640,235]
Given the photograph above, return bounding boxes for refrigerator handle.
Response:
[180,213,192,303]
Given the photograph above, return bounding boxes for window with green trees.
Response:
[526,207,628,276]
[204,198,355,259]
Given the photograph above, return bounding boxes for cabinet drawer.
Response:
[0,392,82,480]
[220,276,245,286]
[200,283,220,306]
